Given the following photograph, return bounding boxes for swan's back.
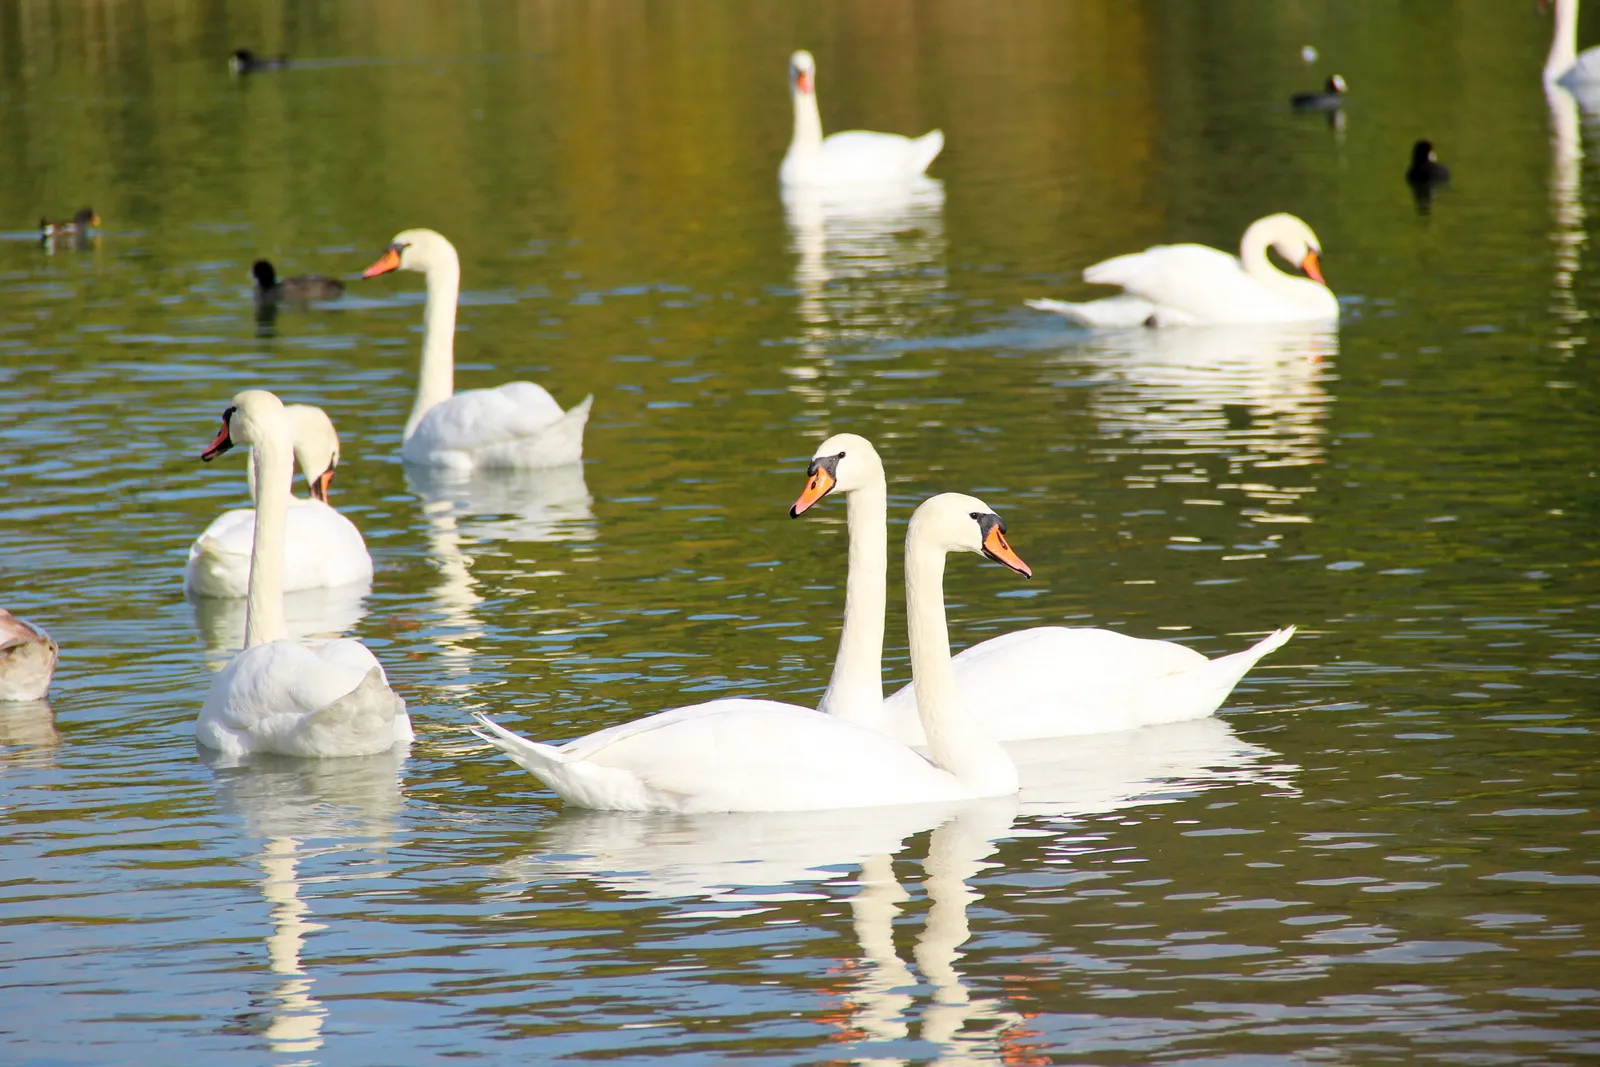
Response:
[403,383,590,469]
[570,699,956,811]
[185,501,373,597]
[198,638,410,758]
[801,129,944,184]
[882,626,1293,744]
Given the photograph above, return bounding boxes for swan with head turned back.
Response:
[361,229,592,471]
[1547,0,1600,88]
[194,390,411,759]
[471,493,1031,813]
[1027,213,1338,327]
[780,50,944,188]
[0,610,57,702]
[791,434,1295,745]
[185,404,373,599]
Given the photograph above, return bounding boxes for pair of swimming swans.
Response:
[474,436,1293,813]
[1029,213,1339,327]
[194,391,412,759]
[186,404,372,598]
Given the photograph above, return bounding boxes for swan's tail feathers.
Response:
[289,667,408,757]
[1026,295,1156,329]
[911,129,945,175]
[1137,626,1296,727]
[471,712,572,781]
[532,393,593,467]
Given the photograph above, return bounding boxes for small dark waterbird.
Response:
[252,260,344,303]
[1406,140,1450,186]
[39,207,99,241]
[229,49,290,74]
[1292,74,1347,110]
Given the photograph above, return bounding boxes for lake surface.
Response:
[2,2,1598,1063]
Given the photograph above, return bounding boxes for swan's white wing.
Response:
[806,129,944,184]
[476,699,965,813]
[0,610,57,702]
[198,638,410,758]
[186,501,373,597]
[403,385,591,470]
[1084,243,1261,323]
[881,626,1294,744]
[1085,242,1336,325]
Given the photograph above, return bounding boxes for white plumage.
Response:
[790,434,1295,746]
[362,228,591,471]
[1027,213,1338,327]
[194,390,411,760]
[472,494,1032,813]
[780,50,944,188]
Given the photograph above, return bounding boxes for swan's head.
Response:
[251,260,277,288]
[363,228,459,278]
[907,493,1032,578]
[202,389,287,462]
[285,404,341,502]
[790,433,881,516]
[1326,74,1347,94]
[790,50,816,95]
[1253,212,1327,285]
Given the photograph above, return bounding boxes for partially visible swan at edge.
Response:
[0,610,58,702]
[780,49,944,188]
[790,434,1295,746]
[1026,213,1338,327]
[186,404,374,599]
[1546,0,1600,88]
[195,390,411,759]
[362,228,592,471]
[471,493,1032,813]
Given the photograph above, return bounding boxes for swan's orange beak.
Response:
[311,466,335,503]
[201,411,234,461]
[362,245,403,278]
[982,525,1032,578]
[790,463,836,517]
[795,70,813,94]
[1301,250,1325,284]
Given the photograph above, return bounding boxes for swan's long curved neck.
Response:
[819,480,888,725]
[406,259,461,441]
[904,537,1016,794]
[245,430,294,647]
[789,88,824,159]
[1549,0,1580,84]
[1238,221,1314,305]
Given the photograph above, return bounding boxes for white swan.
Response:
[0,609,57,701]
[1547,0,1600,88]
[471,493,1032,813]
[361,229,592,471]
[195,390,412,759]
[1026,213,1338,327]
[185,404,374,599]
[791,434,1295,745]
[780,50,944,188]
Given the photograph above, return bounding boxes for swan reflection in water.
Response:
[190,583,371,668]
[783,178,947,400]
[1056,324,1337,525]
[495,716,1292,1062]
[406,462,595,667]
[205,746,407,1055]
[1548,85,1588,336]
[0,699,59,753]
